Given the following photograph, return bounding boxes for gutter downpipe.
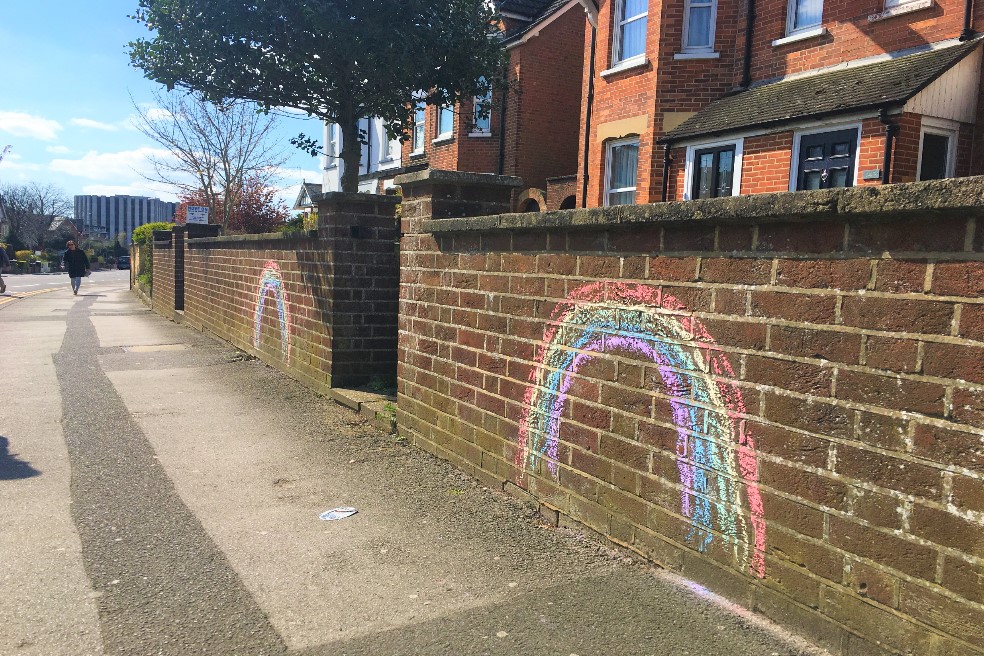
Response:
[497,68,509,175]
[960,0,975,40]
[581,5,598,207]
[739,0,757,89]
[661,142,673,202]
[879,108,899,185]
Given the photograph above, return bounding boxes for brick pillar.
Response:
[394,169,523,235]
[315,192,400,388]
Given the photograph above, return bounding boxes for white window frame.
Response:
[435,105,454,142]
[604,137,640,207]
[788,121,862,192]
[683,137,743,200]
[682,0,717,54]
[612,0,648,66]
[325,123,339,170]
[916,118,958,181]
[785,0,823,36]
[885,0,918,7]
[412,100,426,155]
[471,83,492,136]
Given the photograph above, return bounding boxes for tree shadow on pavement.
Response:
[0,436,41,480]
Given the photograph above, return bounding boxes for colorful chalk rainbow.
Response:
[253,260,291,362]
[517,282,766,577]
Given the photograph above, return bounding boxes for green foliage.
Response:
[14,250,34,262]
[132,222,174,246]
[129,0,504,191]
[277,213,306,235]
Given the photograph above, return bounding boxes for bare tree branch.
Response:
[131,89,290,231]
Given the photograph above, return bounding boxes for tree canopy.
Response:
[174,175,291,234]
[129,0,504,192]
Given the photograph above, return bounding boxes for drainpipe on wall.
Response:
[497,70,509,175]
[581,22,597,207]
[661,142,673,202]
[960,0,975,40]
[879,108,899,185]
[739,0,757,89]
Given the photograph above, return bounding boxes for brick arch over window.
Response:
[516,188,546,213]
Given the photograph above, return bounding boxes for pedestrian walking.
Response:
[0,245,9,294]
[63,240,90,296]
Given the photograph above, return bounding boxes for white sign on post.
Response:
[186,206,209,225]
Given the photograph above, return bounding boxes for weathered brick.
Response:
[837,443,941,498]
[759,459,848,508]
[909,503,984,553]
[932,262,984,297]
[841,296,954,335]
[899,581,984,649]
[769,325,861,364]
[701,257,772,285]
[922,341,984,385]
[835,369,947,417]
[873,259,927,294]
[745,355,833,395]
[913,423,984,473]
[952,388,984,430]
[846,558,900,609]
[775,258,870,290]
[751,290,837,324]
[763,392,854,440]
[749,421,830,468]
[864,335,920,373]
[850,488,903,531]
[828,517,938,580]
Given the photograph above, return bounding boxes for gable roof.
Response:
[501,0,576,44]
[498,0,557,18]
[293,182,322,210]
[663,38,982,143]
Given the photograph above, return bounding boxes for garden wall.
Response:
[150,193,399,393]
[396,170,984,656]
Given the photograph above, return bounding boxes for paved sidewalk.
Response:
[0,272,830,655]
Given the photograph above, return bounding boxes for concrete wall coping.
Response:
[312,191,400,205]
[422,176,984,233]
[395,168,524,188]
[188,230,318,246]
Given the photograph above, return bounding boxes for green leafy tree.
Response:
[129,0,503,192]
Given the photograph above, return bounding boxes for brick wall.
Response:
[397,170,984,656]
[153,194,399,393]
[151,230,176,321]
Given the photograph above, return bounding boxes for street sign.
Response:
[186,206,209,225]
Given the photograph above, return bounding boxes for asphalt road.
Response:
[0,272,832,656]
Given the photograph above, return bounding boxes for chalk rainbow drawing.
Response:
[253,260,292,362]
[517,281,766,577]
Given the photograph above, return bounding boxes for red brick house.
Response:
[404,0,587,211]
[576,0,984,207]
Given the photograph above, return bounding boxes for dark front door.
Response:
[797,128,858,191]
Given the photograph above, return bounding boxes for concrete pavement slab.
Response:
[0,290,103,656]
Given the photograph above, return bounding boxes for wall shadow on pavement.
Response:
[0,436,41,480]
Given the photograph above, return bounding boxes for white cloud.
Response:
[81,182,178,201]
[70,117,121,131]
[46,145,70,154]
[0,152,42,172]
[0,111,62,141]
[49,147,176,181]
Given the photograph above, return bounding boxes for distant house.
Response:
[292,181,322,219]
[320,118,413,194]
[404,0,588,211]
[577,0,984,206]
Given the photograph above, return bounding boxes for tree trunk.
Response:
[338,108,362,194]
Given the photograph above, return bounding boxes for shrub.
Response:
[132,222,174,246]
[15,250,33,262]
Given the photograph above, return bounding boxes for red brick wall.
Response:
[151,232,176,321]
[398,173,984,656]
[164,196,400,392]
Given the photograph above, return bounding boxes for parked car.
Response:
[117,256,131,270]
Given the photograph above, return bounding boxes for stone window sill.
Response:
[600,56,649,78]
[772,27,828,48]
[432,136,454,145]
[674,51,720,60]
[468,131,493,138]
[868,0,933,22]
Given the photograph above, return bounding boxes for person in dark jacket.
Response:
[63,240,90,295]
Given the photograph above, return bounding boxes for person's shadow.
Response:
[0,436,41,480]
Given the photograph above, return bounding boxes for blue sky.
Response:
[0,0,323,208]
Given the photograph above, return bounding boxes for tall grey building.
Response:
[74,195,177,244]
